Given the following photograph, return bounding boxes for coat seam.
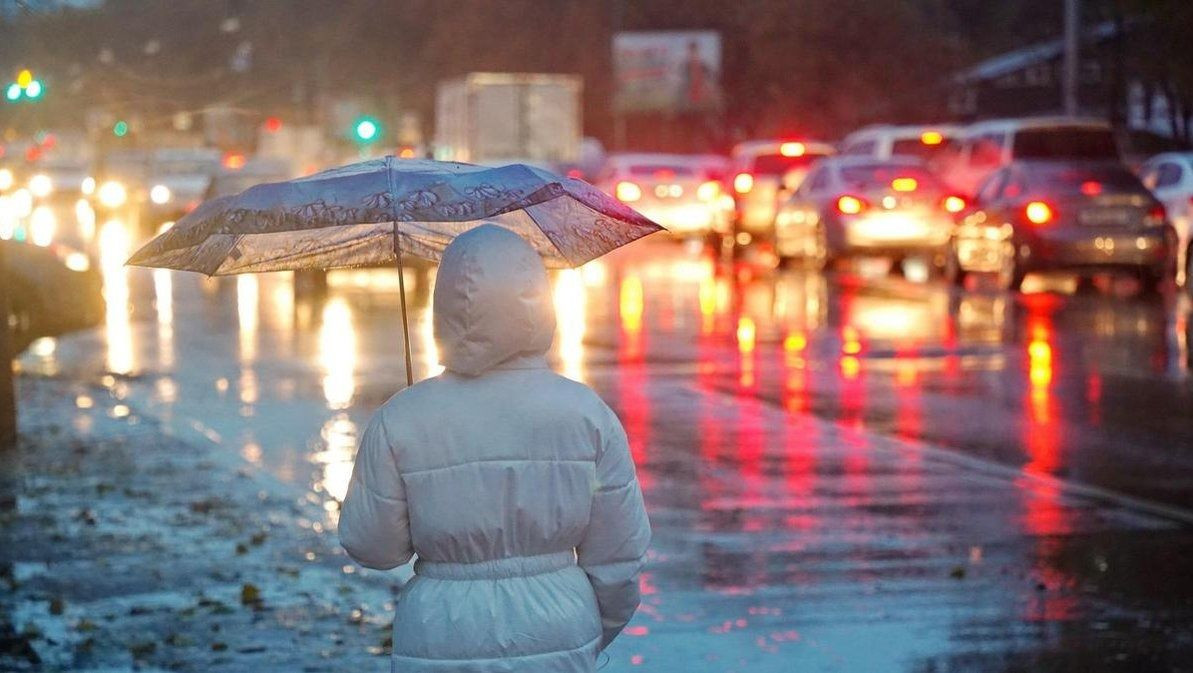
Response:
[402,457,596,476]
[391,634,601,663]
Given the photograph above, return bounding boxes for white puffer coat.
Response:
[339,224,651,672]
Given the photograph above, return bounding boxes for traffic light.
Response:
[352,116,381,144]
[5,69,43,102]
[113,120,129,137]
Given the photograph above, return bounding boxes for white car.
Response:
[938,117,1120,197]
[1139,152,1193,287]
[729,139,835,245]
[839,124,960,161]
[596,153,729,239]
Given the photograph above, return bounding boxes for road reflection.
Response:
[98,217,133,375]
[57,228,1193,668]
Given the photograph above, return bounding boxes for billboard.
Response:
[613,31,722,114]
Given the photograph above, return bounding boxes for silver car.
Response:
[774,157,964,269]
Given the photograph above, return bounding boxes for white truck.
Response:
[434,73,582,168]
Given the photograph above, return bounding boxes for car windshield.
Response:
[752,152,827,176]
[1013,128,1119,160]
[891,137,955,159]
[838,164,942,191]
[1026,164,1147,195]
[155,159,216,175]
[627,164,696,178]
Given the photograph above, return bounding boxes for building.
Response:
[949,20,1188,149]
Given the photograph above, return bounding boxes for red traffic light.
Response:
[264,116,282,133]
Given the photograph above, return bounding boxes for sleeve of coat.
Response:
[338,412,414,570]
[576,406,652,650]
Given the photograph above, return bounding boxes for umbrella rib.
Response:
[522,198,579,268]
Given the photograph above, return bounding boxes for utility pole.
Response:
[611,0,626,151]
[0,243,15,449]
[1063,0,1080,116]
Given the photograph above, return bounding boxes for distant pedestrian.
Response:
[339,224,652,672]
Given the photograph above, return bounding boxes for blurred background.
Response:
[2,2,1193,672]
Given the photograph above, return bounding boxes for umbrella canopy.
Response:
[128,156,663,275]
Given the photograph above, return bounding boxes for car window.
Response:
[968,132,1006,169]
[891,137,956,159]
[627,164,696,178]
[999,170,1025,199]
[838,164,943,191]
[1012,127,1119,160]
[751,152,829,177]
[1155,162,1184,189]
[1024,163,1149,196]
[806,167,831,193]
[841,140,877,156]
[975,170,1007,204]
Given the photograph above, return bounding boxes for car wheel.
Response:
[944,244,969,288]
[809,224,832,271]
[995,243,1024,292]
[1138,265,1168,296]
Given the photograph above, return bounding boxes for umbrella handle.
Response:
[393,225,415,388]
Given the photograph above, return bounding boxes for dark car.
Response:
[2,239,103,354]
[773,156,966,269]
[948,161,1176,291]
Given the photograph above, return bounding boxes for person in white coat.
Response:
[339,224,652,672]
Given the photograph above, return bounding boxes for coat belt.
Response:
[415,550,577,580]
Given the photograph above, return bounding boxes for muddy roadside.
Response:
[0,374,408,672]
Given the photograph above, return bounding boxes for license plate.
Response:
[1079,207,1133,226]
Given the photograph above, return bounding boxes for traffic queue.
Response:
[597,117,1189,295]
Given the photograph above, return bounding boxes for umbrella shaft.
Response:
[394,227,415,388]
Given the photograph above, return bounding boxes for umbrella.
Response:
[128,156,663,385]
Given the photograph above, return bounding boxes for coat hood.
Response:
[433,224,556,376]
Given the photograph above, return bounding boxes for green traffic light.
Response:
[24,80,42,99]
[113,120,129,137]
[354,117,380,142]
[4,83,20,101]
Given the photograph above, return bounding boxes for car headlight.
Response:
[11,188,33,217]
[150,184,172,205]
[30,206,56,247]
[63,250,91,272]
[29,173,53,198]
[0,168,13,191]
[97,181,127,208]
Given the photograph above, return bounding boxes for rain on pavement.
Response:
[18,216,1193,672]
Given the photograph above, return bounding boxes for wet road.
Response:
[18,219,1193,671]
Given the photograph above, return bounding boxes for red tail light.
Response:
[942,195,966,213]
[1147,203,1167,225]
[1024,201,1053,225]
[836,194,868,215]
[733,172,754,194]
[1080,180,1102,196]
